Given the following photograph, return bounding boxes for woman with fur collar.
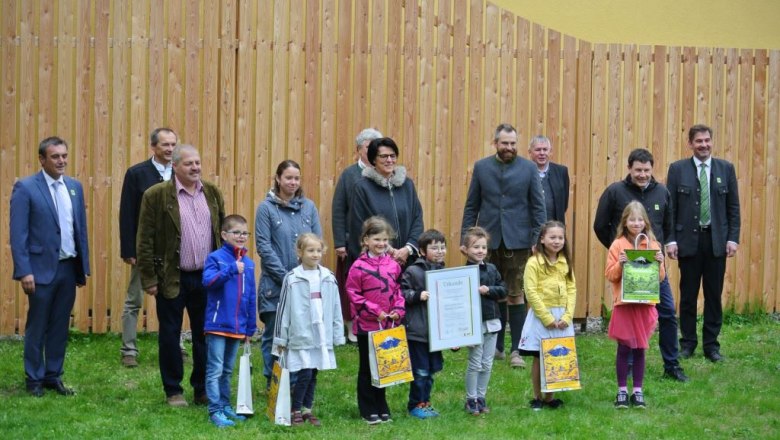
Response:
[348,137,424,268]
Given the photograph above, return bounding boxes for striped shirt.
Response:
[176,176,212,271]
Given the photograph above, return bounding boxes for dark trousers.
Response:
[156,270,207,397]
[260,311,277,381]
[291,368,318,411]
[24,259,77,386]
[656,276,681,370]
[678,229,726,355]
[495,302,507,353]
[356,333,390,418]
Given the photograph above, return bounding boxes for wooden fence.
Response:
[1,0,778,335]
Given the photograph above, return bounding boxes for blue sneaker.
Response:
[425,402,440,417]
[223,406,247,421]
[409,405,430,419]
[210,411,235,428]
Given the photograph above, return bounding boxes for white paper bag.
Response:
[266,354,291,426]
[235,341,254,415]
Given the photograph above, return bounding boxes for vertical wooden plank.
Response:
[319,0,337,257]
[199,0,219,183]
[767,51,780,313]
[731,49,753,310]
[748,49,768,311]
[129,0,150,331]
[401,1,418,171]
[165,0,185,140]
[545,29,561,149]
[573,39,592,318]
[384,1,401,139]
[0,0,19,334]
[710,48,726,148]
[18,0,36,179]
[560,35,576,221]
[38,0,55,139]
[252,0,273,212]
[622,44,636,152]
[529,23,545,138]
[270,0,290,171]
[606,44,621,183]
[184,0,201,148]
[301,0,320,205]
[514,16,530,142]
[85,0,110,332]
[417,0,435,224]
[56,0,76,142]
[147,0,164,130]
[637,45,652,148]
[589,43,609,317]
[434,0,452,235]
[368,0,386,130]
[499,9,513,123]
[286,0,305,169]
[485,2,501,149]
[236,0,256,226]
[351,0,369,140]
[106,0,131,333]
[466,0,483,163]
[449,0,467,251]
[696,47,711,125]
[666,47,682,161]
[218,0,237,210]
[651,45,667,165]
[680,47,696,137]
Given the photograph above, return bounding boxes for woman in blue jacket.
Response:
[255,160,323,387]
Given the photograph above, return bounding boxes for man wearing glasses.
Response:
[137,144,225,407]
[118,128,177,368]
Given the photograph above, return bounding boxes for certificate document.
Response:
[425,266,482,351]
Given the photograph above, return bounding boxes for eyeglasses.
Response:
[227,231,251,237]
[377,153,397,161]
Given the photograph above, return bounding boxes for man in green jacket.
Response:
[137,144,225,407]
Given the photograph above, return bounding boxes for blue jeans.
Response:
[259,311,276,382]
[205,334,241,414]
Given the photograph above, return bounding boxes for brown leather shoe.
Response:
[193,393,209,405]
[121,355,138,368]
[166,394,188,407]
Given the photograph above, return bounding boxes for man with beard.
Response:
[461,123,546,369]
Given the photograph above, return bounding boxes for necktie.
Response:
[699,163,710,225]
[53,181,76,258]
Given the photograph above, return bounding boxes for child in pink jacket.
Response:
[346,216,405,425]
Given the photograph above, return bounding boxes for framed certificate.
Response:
[425,265,482,351]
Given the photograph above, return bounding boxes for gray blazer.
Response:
[461,155,546,249]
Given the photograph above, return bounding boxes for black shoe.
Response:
[614,391,629,409]
[679,347,694,359]
[630,392,647,409]
[27,384,44,397]
[663,367,690,382]
[704,351,724,363]
[43,380,74,396]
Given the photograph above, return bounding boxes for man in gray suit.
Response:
[667,124,740,363]
[461,123,546,369]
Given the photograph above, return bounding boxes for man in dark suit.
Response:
[118,128,177,368]
[667,124,740,363]
[593,148,689,382]
[10,136,90,397]
[528,136,569,223]
[462,123,547,369]
[137,144,225,406]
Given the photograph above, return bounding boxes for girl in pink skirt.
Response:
[605,201,664,410]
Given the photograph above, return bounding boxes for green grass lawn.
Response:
[1,316,778,439]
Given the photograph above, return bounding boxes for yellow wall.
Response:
[493,0,780,49]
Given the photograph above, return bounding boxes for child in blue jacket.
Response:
[202,214,257,428]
